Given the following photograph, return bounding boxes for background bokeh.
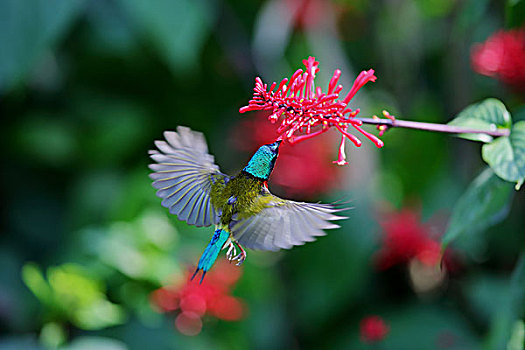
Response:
[1,0,524,349]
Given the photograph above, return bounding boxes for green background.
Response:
[1,0,524,349]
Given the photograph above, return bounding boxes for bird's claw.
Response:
[225,241,247,266]
[232,243,247,266]
[226,242,237,262]
[232,251,246,266]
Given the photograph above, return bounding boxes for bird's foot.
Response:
[225,241,247,266]
[232,243,247,266]
[226,241,237,262]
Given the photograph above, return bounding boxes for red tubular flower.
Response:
[150,261,244,336]
[360,315,389,343]
[240,56,383,165]
[471,28,525,91]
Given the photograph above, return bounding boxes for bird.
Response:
[149,126,347,282]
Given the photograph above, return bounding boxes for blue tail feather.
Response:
[191,229,230,283]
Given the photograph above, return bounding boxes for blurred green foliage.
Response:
[0,0,524,349]
[443,168,514,248]
[22,263,126,331]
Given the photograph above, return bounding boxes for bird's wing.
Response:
[149,126,227,227]
[231,189,347,251]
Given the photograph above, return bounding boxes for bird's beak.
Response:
[269,140,282,152]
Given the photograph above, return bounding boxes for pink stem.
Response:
[355,117,510,137]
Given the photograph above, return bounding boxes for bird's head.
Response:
[242,140,282,180]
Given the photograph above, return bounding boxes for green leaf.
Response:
[0,0,84,92]
[448,98,512,143]
[485,254,525,350]
[506,0,525,28]
[119,0,216,75]
[507,320,525,350]
[47,264,105,305]
[442,168,514,248]
[24,263,126,330]
[39,322,67,349]
[73,299,127,330]
[21,263,52,305]
[482,121,525,189]
[46,264,127,330]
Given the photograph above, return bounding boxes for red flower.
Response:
[285,0,324,30]
[360,315,389,343]
[175,312,202,336]
[150,260,245,336]
[232,113,342,198]
[471,28,525,90]
[375,208,442,270]
[240,56,383,165]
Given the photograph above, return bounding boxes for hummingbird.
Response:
[149,126,346,282]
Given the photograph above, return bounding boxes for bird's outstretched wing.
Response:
[149,126,227,227]
[231,189,347,251]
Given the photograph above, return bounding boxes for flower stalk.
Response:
[357,115,510,138]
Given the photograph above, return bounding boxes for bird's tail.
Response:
[191,229,230,283]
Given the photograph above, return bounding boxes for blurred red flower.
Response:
[150,260,244,336]
[375,208,442,270]
[285,0,323,30]
[231,112,342,198]
[471,28,525,91]
[360,315,389,343]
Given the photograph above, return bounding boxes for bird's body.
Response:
[149,126,346,281]
[210,172,264,225]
